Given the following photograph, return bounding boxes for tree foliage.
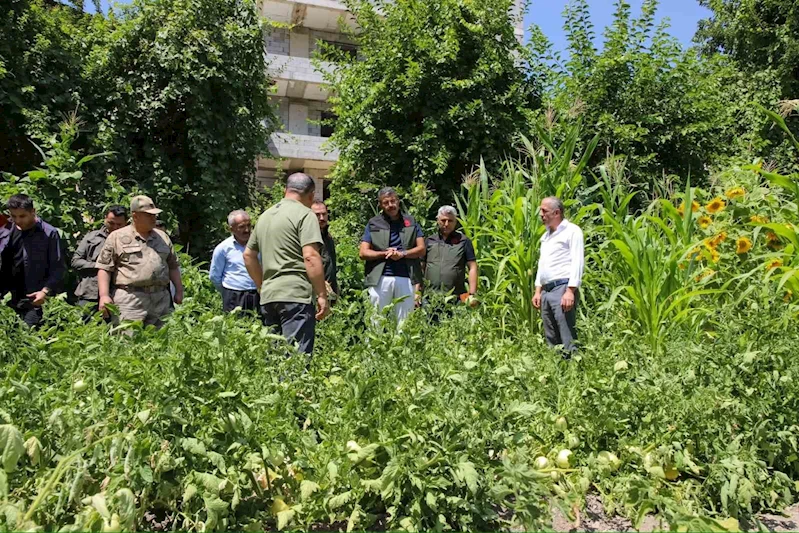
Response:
[323,0,541,195]
[529,0,739,190]
[0,0,275,255]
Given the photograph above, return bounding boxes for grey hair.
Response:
[377,187,398,201]
[437,205,457,218]
[286,172,316,195]
[227,209,250,227]
[542,196,565,215]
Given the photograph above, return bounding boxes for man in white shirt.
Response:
[532,196,584,355]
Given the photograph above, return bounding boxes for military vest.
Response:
[424,231,469,295]
[364,214,422,287]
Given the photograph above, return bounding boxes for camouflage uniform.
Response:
[95,218,178,328]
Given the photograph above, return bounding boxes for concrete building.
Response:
[257,0,525,199]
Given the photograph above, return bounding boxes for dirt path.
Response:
[550,494,799,532]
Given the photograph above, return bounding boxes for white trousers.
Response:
[368,275,415,323]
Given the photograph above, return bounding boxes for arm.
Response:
[359,241,387,261]
[71,234,95,272]
[403,236,426,259]
[243,248,262,290]
[169,267,184,304]
[303,244,329,320]
[209,244,226,291]
[532,255,543,309]
[31,231,66,305]
[561,228,584,312]
[98,269,113,316]
[467,260,478,295]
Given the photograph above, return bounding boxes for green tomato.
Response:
[555,449,572,469]
[72,379,89,393]
[555,416,568,432]
[534,456,550,469]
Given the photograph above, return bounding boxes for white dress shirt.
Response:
[534,219,584,288]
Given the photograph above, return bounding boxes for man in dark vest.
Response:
[311,201,339,300]
[359,187,425,324]
[423,205,478,306]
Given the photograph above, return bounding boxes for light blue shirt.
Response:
[209,236,257,291]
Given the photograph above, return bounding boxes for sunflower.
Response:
[735,236,753,254]
[785,290,794,303]
[695,269,715,282]
[697,216,712,229]
[724,187,745,200]
[749,214,769,224]
[766,231,782,250]
[766,259,783,270]
[677,201,700,216]
[706,197,726,214]
[709,248,720,263]
[707,231,728,249]
[689,246,703,261]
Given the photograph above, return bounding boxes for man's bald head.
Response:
[285,172,317,208]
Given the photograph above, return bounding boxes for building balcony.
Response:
[267,54,333,100]
[260,0,356,32]
[267,132,338,163]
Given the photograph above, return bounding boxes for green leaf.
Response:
[455,461,479,494]
[300,480,320,501]
[0,425,24,473]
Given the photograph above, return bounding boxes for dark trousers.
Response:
[541,284,578,353]
[261,302,315,354]
[222,287,260,314]
[9,299,43,328]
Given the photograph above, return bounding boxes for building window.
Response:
[321,111,337,138]
[323,179,331,200]
[320,40,358,61]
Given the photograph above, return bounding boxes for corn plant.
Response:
[455,123,599,327]
[599,184,718,353]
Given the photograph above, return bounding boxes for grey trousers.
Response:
[261,302,316,355]
[541,284,578,353]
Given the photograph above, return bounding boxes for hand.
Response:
[173,291,184,305]
[414,291,422,308]
[316,295,330,320]
[27,291,47,307]
[561,288,575,312]
[467,294,479,308]
[99,295,113,318]
[386,248,402,261]
[532,290,542,309]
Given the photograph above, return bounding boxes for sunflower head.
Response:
[749,214,768,224]
[766,259,783,270]
[706,197,726,214]
[735,236,753,254]
[724,187,745,200]
[697,216,712,229]
[707,231,728,249]
[695,269,715,282]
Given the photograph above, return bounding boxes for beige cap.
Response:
[130,195,162,215]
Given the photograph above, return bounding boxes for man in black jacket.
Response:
[2,194,66,327]
[72,205,127,311]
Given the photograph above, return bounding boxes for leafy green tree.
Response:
[0,0,91,176]
[530,0,738,190]
[695,0,798,168]
[81,0,275,253]
[323,0,540,195]
[696,0,799,99]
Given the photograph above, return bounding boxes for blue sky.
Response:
[524,0,711,51]
[93,0,711,50]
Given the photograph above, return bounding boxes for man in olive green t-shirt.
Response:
[243,173,330,354]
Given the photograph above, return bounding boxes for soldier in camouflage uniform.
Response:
[71,205,127,311]
[95,195,183,328]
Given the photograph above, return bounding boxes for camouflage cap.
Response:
[130,195,162,215]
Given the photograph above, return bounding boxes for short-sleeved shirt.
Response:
[95,225,179,287]
[247,198,323,305]
[361,217,423,278]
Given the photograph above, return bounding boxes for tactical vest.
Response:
[364,214,422,287]
[424,231,468,295]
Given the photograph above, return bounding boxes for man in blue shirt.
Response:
[359,187,425,324]
[2,194,66,327]
[209,210,259,314]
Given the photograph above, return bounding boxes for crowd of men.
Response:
[0,172,584,356]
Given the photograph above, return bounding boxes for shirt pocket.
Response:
[121,244,144,265]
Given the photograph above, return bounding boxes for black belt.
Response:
[542,278,569,292]
[116,284,168,294]
[223,287,258,294]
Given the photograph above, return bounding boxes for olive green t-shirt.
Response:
[247,198,323,305]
